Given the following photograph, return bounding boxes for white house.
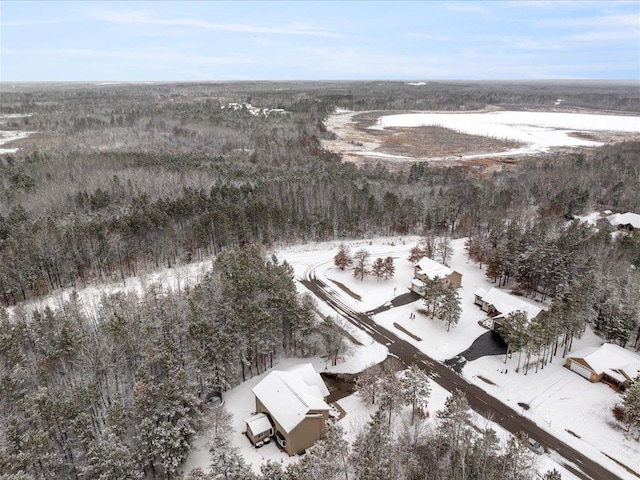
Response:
[607,212,640,231]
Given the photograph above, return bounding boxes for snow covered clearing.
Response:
[371,110,640,159]
[0,114,33,155]
[6,258,213,320]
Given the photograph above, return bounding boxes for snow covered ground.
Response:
[369,110,640,160]
[7,231,637,478]
[279,237,639,479]
[0,113,33,155]
[464,332,640,479]
[6,259,213,321]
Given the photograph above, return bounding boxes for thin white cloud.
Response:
[470,34,565,51]
[89,8,346,38]
[2,48,251,66]
[567,30,640,42]
[287,45,634,80]
[444,3,492,15]
[504,1,637,10]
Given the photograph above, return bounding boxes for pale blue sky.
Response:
[1,1,639,81]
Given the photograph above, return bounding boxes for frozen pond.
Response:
[372,110,640,157]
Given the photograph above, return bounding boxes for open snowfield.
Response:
[323,109,640,167]
[372,110,640,159]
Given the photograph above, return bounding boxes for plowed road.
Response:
[301,275,629,480]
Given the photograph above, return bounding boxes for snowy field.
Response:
[370,111,640,159]
[0,114,33,155]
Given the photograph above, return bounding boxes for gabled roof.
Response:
[608,212,640,229]
[285,363,330,397]
[244,413,273,436]
[252,363,330,434]
[568,343,640,380]
[415,257,453,279]
[479,287,543,320]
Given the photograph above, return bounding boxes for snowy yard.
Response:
[464,332,640,479]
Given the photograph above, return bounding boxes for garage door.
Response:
[569,359,593,380]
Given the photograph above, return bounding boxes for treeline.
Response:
[3,141,640,306]
[0,245,328,479]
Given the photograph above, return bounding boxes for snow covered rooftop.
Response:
[416,257,454,279]
[252,363,330,434]
[607,212,640,229]
[568,343,640,380]
[244,413,273,436]
[480,287,543,320]
[284,363,330,397]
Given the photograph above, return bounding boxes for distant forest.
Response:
[1,81,640,306]
[1,81,640,479]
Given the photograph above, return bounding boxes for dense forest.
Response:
[1,81,640,478]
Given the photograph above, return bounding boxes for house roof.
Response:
[568,343,640,380]
[479,287,543,320]
[252,363,330,434]
[474,288,488,298]
[608,212,640,229]
[285,363,330,397]
[244,413,273,436]
[415,257,454,279]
